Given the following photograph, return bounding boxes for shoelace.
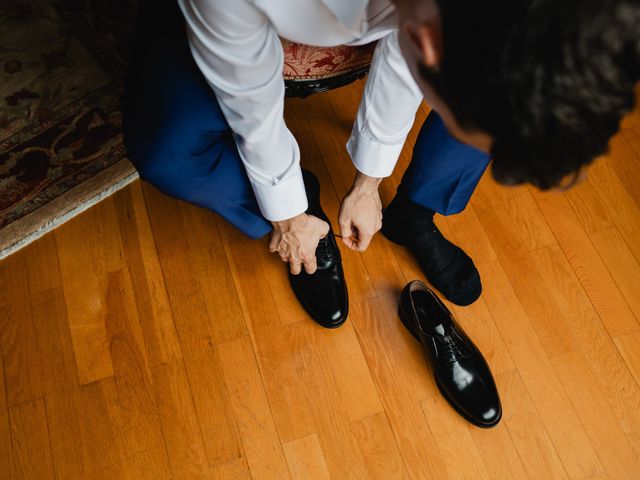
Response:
[439,332,471,364]
[417,307,467,364]
[317,234,336,263]
[441,335,465,365]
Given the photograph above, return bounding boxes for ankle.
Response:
[384,192,436,234]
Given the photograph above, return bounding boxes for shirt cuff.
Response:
[346,128,403,178]
[249,166,308,222]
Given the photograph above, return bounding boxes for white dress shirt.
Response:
[178,0,423,221]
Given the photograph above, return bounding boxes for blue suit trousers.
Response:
[123,0,490,239]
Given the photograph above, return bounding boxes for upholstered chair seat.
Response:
[281,38,377,97]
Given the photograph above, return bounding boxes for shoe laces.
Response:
[438,329,471,365]
[317,234,336,264]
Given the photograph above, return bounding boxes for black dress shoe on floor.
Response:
[398,280,501,428]
[288,170,348,328]
[381,192,481,306]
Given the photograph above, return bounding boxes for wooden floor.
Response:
[2,80,640,480]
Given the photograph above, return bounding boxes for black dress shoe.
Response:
[381,192,481,306]
[288,170,348,328]
[398,280,501,428]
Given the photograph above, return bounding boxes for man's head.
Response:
[394,0,640,189]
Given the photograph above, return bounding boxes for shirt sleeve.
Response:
[347,30,424,178]
[178,0,307,222]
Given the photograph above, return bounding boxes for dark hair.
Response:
[422,0,640,189]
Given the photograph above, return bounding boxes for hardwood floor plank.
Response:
[217,335,291,480]
[505,246,640,454]
[55,207,114,384]
[9,398,55,480]
[607,133,640,210]
[103,268,153,379]
[442,205,499,266]
[564,180,614,235]
[586,158,640,262]
[304,93,353,164]
[23,232,61,294]
[142,183,221,359]
[68,379,121,474]
[480,260,603,479]
[0,254,43,406]
[533,189,639,336]
[450,298,516,376]
[221,224,372,479]
[283,433,332,480]
[75,372,167,477]
[323,323,385,422]
[89,447,172,480]
[468,413,528,480]
[102,269,168,463]
[498,370,571,480]
[489,250,576,360]
[0,334,13,476]
[113,183,182,367]
[551,350,640,479]
[151,359,208,479]
[179,201,249,343]
[421,394,491,480]
[219,224,318,443]
[182,343,244,468]
[31,288,85,479]
[471,178,557,259]
[349,297,449,479]
[350,412,409,479]
[614,331,640,386]
[590,226,640,323]
[209,457,252,480]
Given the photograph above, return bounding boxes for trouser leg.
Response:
[122,0,271,239]
[399,111,490,215]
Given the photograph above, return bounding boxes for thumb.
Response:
[342,236,358,250]
[356,231,373,251]
[339,219,351,240]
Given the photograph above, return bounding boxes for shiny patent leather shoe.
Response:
[288,170,348,328]
[398,280,501,428]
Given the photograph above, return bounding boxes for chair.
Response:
[282,39,377,98]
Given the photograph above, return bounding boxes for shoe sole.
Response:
[397,304,501,429]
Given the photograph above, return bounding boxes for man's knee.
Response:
[123,115,192,195]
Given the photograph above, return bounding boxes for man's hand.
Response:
[269,213,330,275]
[339,172,383,252]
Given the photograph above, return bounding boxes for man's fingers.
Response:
[339,220,352,240]
[268,233,279,252]
[341,235,358,250]
[290,261,302,275]
[356,231,373,251]
[303,255,318,275]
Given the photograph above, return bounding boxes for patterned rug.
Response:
[0,0,378,260]
[0,0,138,259]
